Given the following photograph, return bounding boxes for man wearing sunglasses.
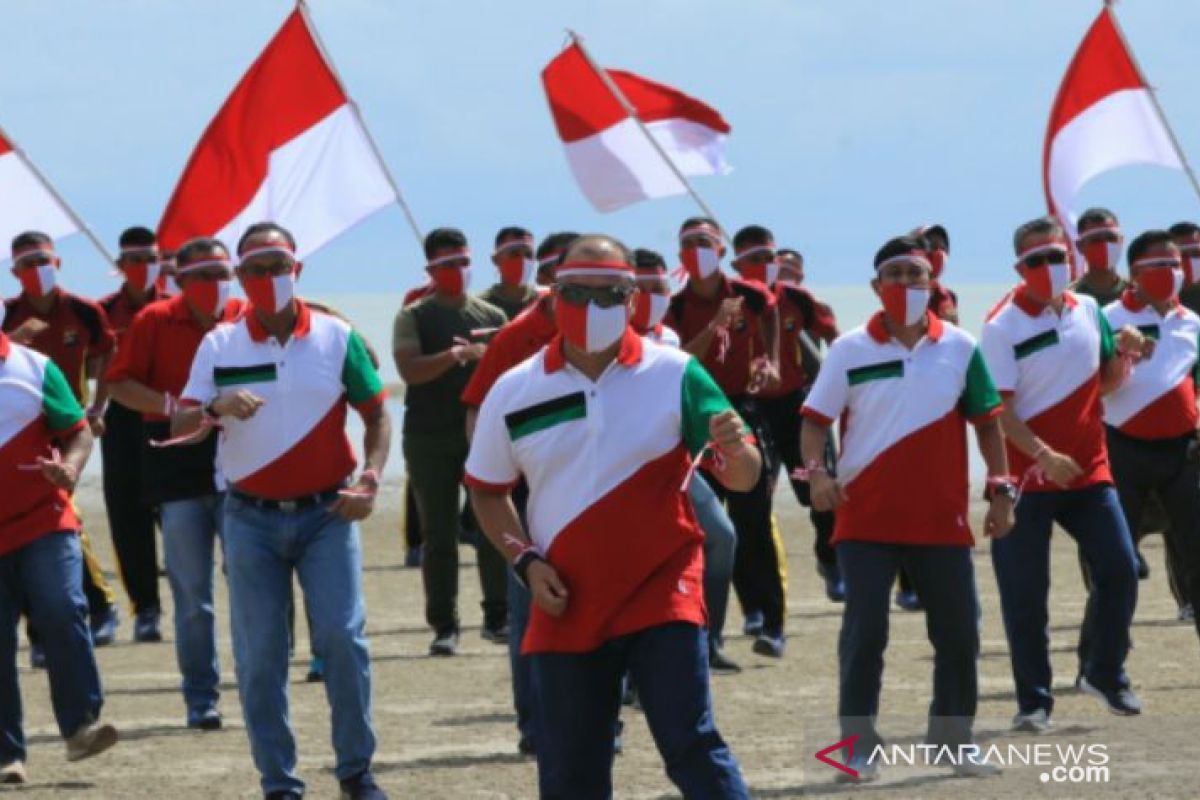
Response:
[981,216,1148,730]
[1069,207,1129,307]
[1100,230,1200,649]
[467,234,756,799]
[97,226,170,644]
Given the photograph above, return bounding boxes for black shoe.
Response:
[752,631,785,658]
[894,590,923,611]
[429,627,460,656]
[1135,550,1150,580]
[339,770,388,800]
[306,656,325,683]
[817,562,846,602]
[517,735,536,756]
[481,621,509,644]
[404,545,422,568]
[133,610,163,643]
[187,706,222,731]
[708,644,742,673]
[90,606,119,647]
[265,792,301,800]
[1078,676,1142,716]
[29,643,46,670]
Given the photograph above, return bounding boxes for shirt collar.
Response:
[544,326,643,374]
[1119,288,1181,317]
[1012,285,1078,317]
[865,310,943,345]
[169,294,243,326]
[246,299,311,343]
[0,332,9,360]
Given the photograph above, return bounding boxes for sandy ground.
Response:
[5,478,1200,799]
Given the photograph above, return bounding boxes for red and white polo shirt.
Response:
[980,287,1116,491]
[0,334,86,555]
[465,328,745,654]
[1103,291,1200,440]
[801,312,1001,546]
[181,300,386,500]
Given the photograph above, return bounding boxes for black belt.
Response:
[230,486,342,513]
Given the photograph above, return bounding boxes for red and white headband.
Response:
[493,237,535,257]
[1077,222,1121,242]
[12,245,56,266]
[733,244,776,262]
[537,251,562,268]
[635,267,667,282]
[177,257,233,275]
[1131,257,1181,269]
[555,260,636,280]
[238,243,296,265]
[1015,242,1069,265]
[875,252,932,273]
[678,224,721,244]
[427,248,470,268]
[119,245,158,258]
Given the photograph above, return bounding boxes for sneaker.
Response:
[187,706,222,731]
[952,751,1001,777]
[894,590,923,611]
[742,611,764,637]
[91,606,119,647]
[1078,675,1142,716]
[0,759,26,784]
[339,770,388,800]
[613,719,624,755]
[817,562,846,602]
[65,720,118,761]
[481,621,509,644]
[1011,708,1053,733]
[1178,603,1195,622]
[708,644,742,673]
[752,632,785,658]
[265,792,302,800]
[29,643,46,670]
[834,752,880,783]
[404,545,422,568]
[429,627,460,656]
[1135,550,1150,579]
[306,655,325,683]
[133,609,163,643]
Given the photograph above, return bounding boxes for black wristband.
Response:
[203,400,220,421]
[513,549,545,590]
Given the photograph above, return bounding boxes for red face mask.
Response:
[242,272,296,313]
[680,247,720,281]
[431,266,470,296]
[1082,239,1121,273]
[1023,262,1071,300]
[17,264,57,298]
[631,292,670,333]
[1137,266,1183,303]
[497,256,534,288]
[738,260,779,287]
[123,262,161,294]
[879,283,930,327]
[928,249,947,280]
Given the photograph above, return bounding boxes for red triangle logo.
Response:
[814,734,859,778]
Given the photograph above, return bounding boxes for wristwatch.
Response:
[203,399,221,421]
[985,480,1018,502]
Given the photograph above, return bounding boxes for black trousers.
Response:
[1106,427,1200,643]
[100,402,160,614]
[403,480,422,549]
[710,397,786,636]
[757,391,836,570]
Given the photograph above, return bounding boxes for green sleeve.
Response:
[680,357,741,457]
[42,359,85,432]
[1098,306,1116,362]
[959,348,1001,421]
[342,329,384,406]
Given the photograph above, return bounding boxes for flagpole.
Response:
[1106,1,1200,207]
[566,30,729,240]
[297,0,425,249]
[0,124,117,269]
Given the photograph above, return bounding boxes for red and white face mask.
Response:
[734,245,779,286]
[242,271,296,313]
[680,246,720,281]
[1180,247,1200,286]
[1018,244,1071,300]
[497,255,535,287]
[632,291,670,332]
[557,298,628,352]
[428,249,471,296]
[16,263,58,298]
[879,283,929,327]
[928,249,948,280]
[1134,260,1184,303]
[123,261,162,294]
[182,279,231,317]
[1081,238,1122,273]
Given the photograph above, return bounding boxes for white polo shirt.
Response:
[465,328,743,654]
[801,311,1001,545]
[1103,292,1200,440]
[980,287,1115,491]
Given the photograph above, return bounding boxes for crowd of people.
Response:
[2,208,1199,797]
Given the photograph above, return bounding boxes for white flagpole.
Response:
[297,0,424,249]
[566,30,729,240]
[1106,0,1200,206]
[0,123,117,269]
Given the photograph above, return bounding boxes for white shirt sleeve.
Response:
[465,378,520,489]
[180,332,218,406]
[800,340,848,424]
[979,321,1017,394]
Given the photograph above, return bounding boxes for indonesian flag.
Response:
[1043,7,1183,241]
[0,133,79,252]
[542,43,731,212]
[159,7,396,258]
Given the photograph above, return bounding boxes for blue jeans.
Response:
[223,495,375,795]
[836,541,979,752]
[991,484,1138,715]
[508,569,535,746]
[691,475,736,647]
[0,532,105,762]
[531,622,747,799]
[160,494,224,714]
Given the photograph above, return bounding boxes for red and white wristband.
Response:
[503,533,545,589]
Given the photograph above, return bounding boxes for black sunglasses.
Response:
[556,283,633,309]
[1024,250,1068,268]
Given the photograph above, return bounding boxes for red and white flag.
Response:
[1043,7,1183,238]
[0,133,81,252]
[159,7,397,258]
[542,43,731,212]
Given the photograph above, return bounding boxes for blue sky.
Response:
[1,0,1197,300]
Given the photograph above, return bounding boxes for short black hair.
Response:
[1078,207,1118,231]
[874,234,927,269]
[1169,221,1200,239]
[920,224,949,252]
[1012,216,1065,254]
[679,216,721,235]
[494,226,532,248]
[118,226,156,249]
[177,236,230,267]
[536,231,579,266]
[732,225,774,253]
[423,227,467,260]
[237,221,296,255]
[777,248,802,261]
[1127,229,1175,265]
[12,230,51,253]
[633,248,667,271]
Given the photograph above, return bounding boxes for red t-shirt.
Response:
[663,274,776,399]
[763,284,839,397]
[2,290,115,402]
[929,281,959,321]
[461,296,557,408]
[99,284,169,351]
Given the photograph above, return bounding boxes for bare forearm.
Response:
[60,426,93,477]
[1099,357,1125,395]
[361,408,392,474]
[682,324,719,358]
[713,444,761,492]
[975,418,1010,476]
[395,349,459,385]
[171,405,205,438]
[800,420,830,465]
[465,407,478,441]
[109,379,171,416]
[469,488,529,560]
[998,402,1043,457]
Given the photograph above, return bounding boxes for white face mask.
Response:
[0,300,5,330]
[214,280,232,315]
[645,293,670,328]
[584,304,628,352]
